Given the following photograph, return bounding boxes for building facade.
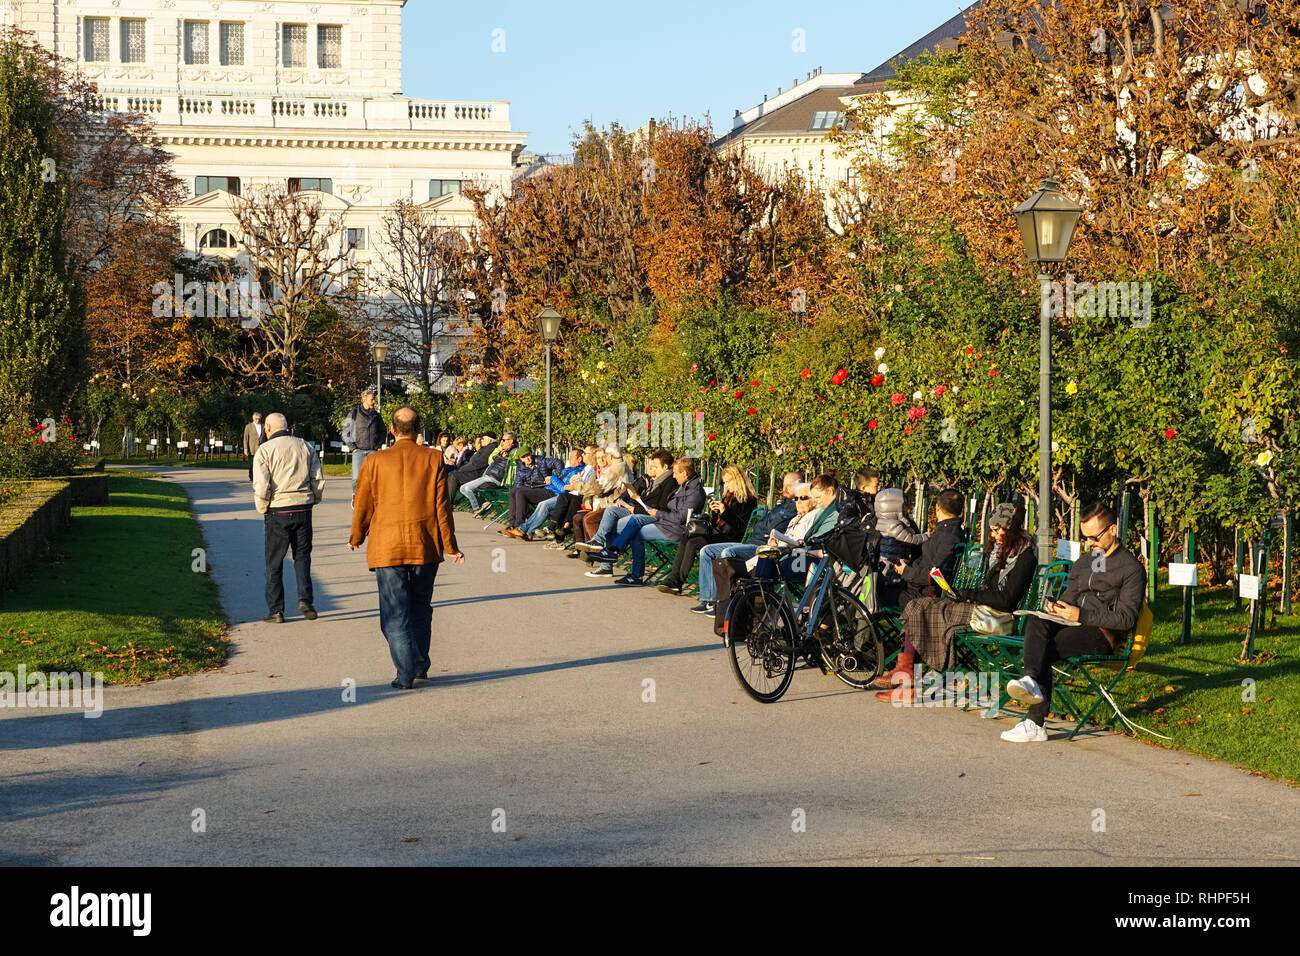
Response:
[3,0,527,391]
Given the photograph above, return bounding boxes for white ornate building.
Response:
[3,0,528,390]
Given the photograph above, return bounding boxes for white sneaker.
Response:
[1000,718,1048,743]
[1007,675,1045,704]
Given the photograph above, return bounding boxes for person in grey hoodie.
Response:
[874,487,927,607]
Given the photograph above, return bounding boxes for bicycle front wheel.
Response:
[725,584,797,703]
[818,587,885,688]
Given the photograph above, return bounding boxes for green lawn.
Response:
[0,472,228,683]
[1062,580,1300,785]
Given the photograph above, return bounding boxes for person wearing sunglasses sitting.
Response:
[1000,501,1145,742]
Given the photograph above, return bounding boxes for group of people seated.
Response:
[443,432,1146,744]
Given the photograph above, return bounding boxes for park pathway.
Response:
[2,466,1298,865]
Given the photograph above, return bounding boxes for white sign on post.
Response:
[1056,539,1082,561]
[1168,563,1198,587]
[177,441,189,449]
[1239,574,1260,600]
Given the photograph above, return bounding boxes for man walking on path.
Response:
[343,388,386,504]
[349,405,464,689]
[253,413,325,623]
[242,411,264,481]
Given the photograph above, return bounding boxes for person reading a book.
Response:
[1000,501,1145,742]
[874,502,1035,703]
[887,488,967,610]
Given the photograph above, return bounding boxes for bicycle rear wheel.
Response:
[724,583,797,703]
[818,587,885,688]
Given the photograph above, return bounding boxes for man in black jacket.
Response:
[575,450,678,576]
[890,488,966,610]
[345,388,386,504]
[446,431,497,501]
[1002,501,1145,742]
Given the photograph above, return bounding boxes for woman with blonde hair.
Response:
[657,464,758,595]
[443,436,468,467]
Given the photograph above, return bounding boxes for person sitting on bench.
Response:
[888,488,967,611]
[1000,501,1145,743]
[874,501,1035,703]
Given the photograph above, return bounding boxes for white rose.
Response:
[874,346,886,361]
[912,390,922,401]
[878,363,889,374]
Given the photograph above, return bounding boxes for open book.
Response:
[771,529,800,546]
[1013,609,1082,627]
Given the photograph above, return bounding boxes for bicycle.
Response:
[722,532,885,703]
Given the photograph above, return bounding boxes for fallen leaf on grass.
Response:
[697,761,711,766]
[261,809,275,814]
[1183,793,1201,797]
[401,837,419,843]
[1164,684,1175,692]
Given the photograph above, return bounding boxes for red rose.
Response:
[965,346,973,355]
[747,407,757,415]
[891,393,905,406]
[801,369,811,379]
[904,426,913,436]
[708,432,717,441]
[933,385,946,397]
[989,369,998,376]
[750,379,759,387]
[868,419,878,430]
[769,386,776,393]
[871,374,884,386]
[1164,428,1175,440]
[831,368,848,386]
[734,390,743,398]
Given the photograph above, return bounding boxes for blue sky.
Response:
[401,0,971,156]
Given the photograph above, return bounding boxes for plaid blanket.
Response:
[902,596,976,672]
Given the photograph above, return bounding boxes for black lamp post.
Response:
[1013,174,1083,565]
[535,306,563,459]
[372,341,389,412]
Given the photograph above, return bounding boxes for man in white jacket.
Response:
[253,413,325,623]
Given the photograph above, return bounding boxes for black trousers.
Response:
[247,454,255,481]
[510,486,554,528]
[548,493,582,533]
[265,507,314,613]
[446,472,462,500]
[1021,618,1112,725]
[666,532,718,587]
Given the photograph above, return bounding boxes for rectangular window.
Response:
[845,168,859,191]
[288,178,333,194]
[83,17,109,62]
[219,22,245,66]
[428,180,462,200]
[195,176,241,197]
[184,21,210,65]
[120,19,146,63]
[346,227,367,250]
[317,25,342,69]
[809,111,843,130]
[282,23,307,67]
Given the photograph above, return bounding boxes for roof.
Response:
[723,83,864,142]
[861,2,983,83]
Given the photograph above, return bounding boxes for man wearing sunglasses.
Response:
[1001,501,1145,742]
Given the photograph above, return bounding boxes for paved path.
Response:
[3,467,1298,865]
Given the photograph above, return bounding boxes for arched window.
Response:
[199,228,234,249]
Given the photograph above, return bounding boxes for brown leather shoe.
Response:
[871,652,915,689]
[875,685,914,703]
[504,528,524,539]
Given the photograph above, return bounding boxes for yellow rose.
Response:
[1065,382,1078,395]
[1256,450,1274,468]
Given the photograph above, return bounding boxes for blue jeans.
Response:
[375,563,439,686]
[589,505,632,569]
[697,542,758,602]
[352,449,377,497]
[521,497,558,535]
[609,514,668,580]
[459,475,499,509]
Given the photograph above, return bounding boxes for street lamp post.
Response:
[372,340,389,413]
[535,306,563,459]
[1013,175,1082,566]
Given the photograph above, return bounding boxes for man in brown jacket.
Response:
[348,405,464,689]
